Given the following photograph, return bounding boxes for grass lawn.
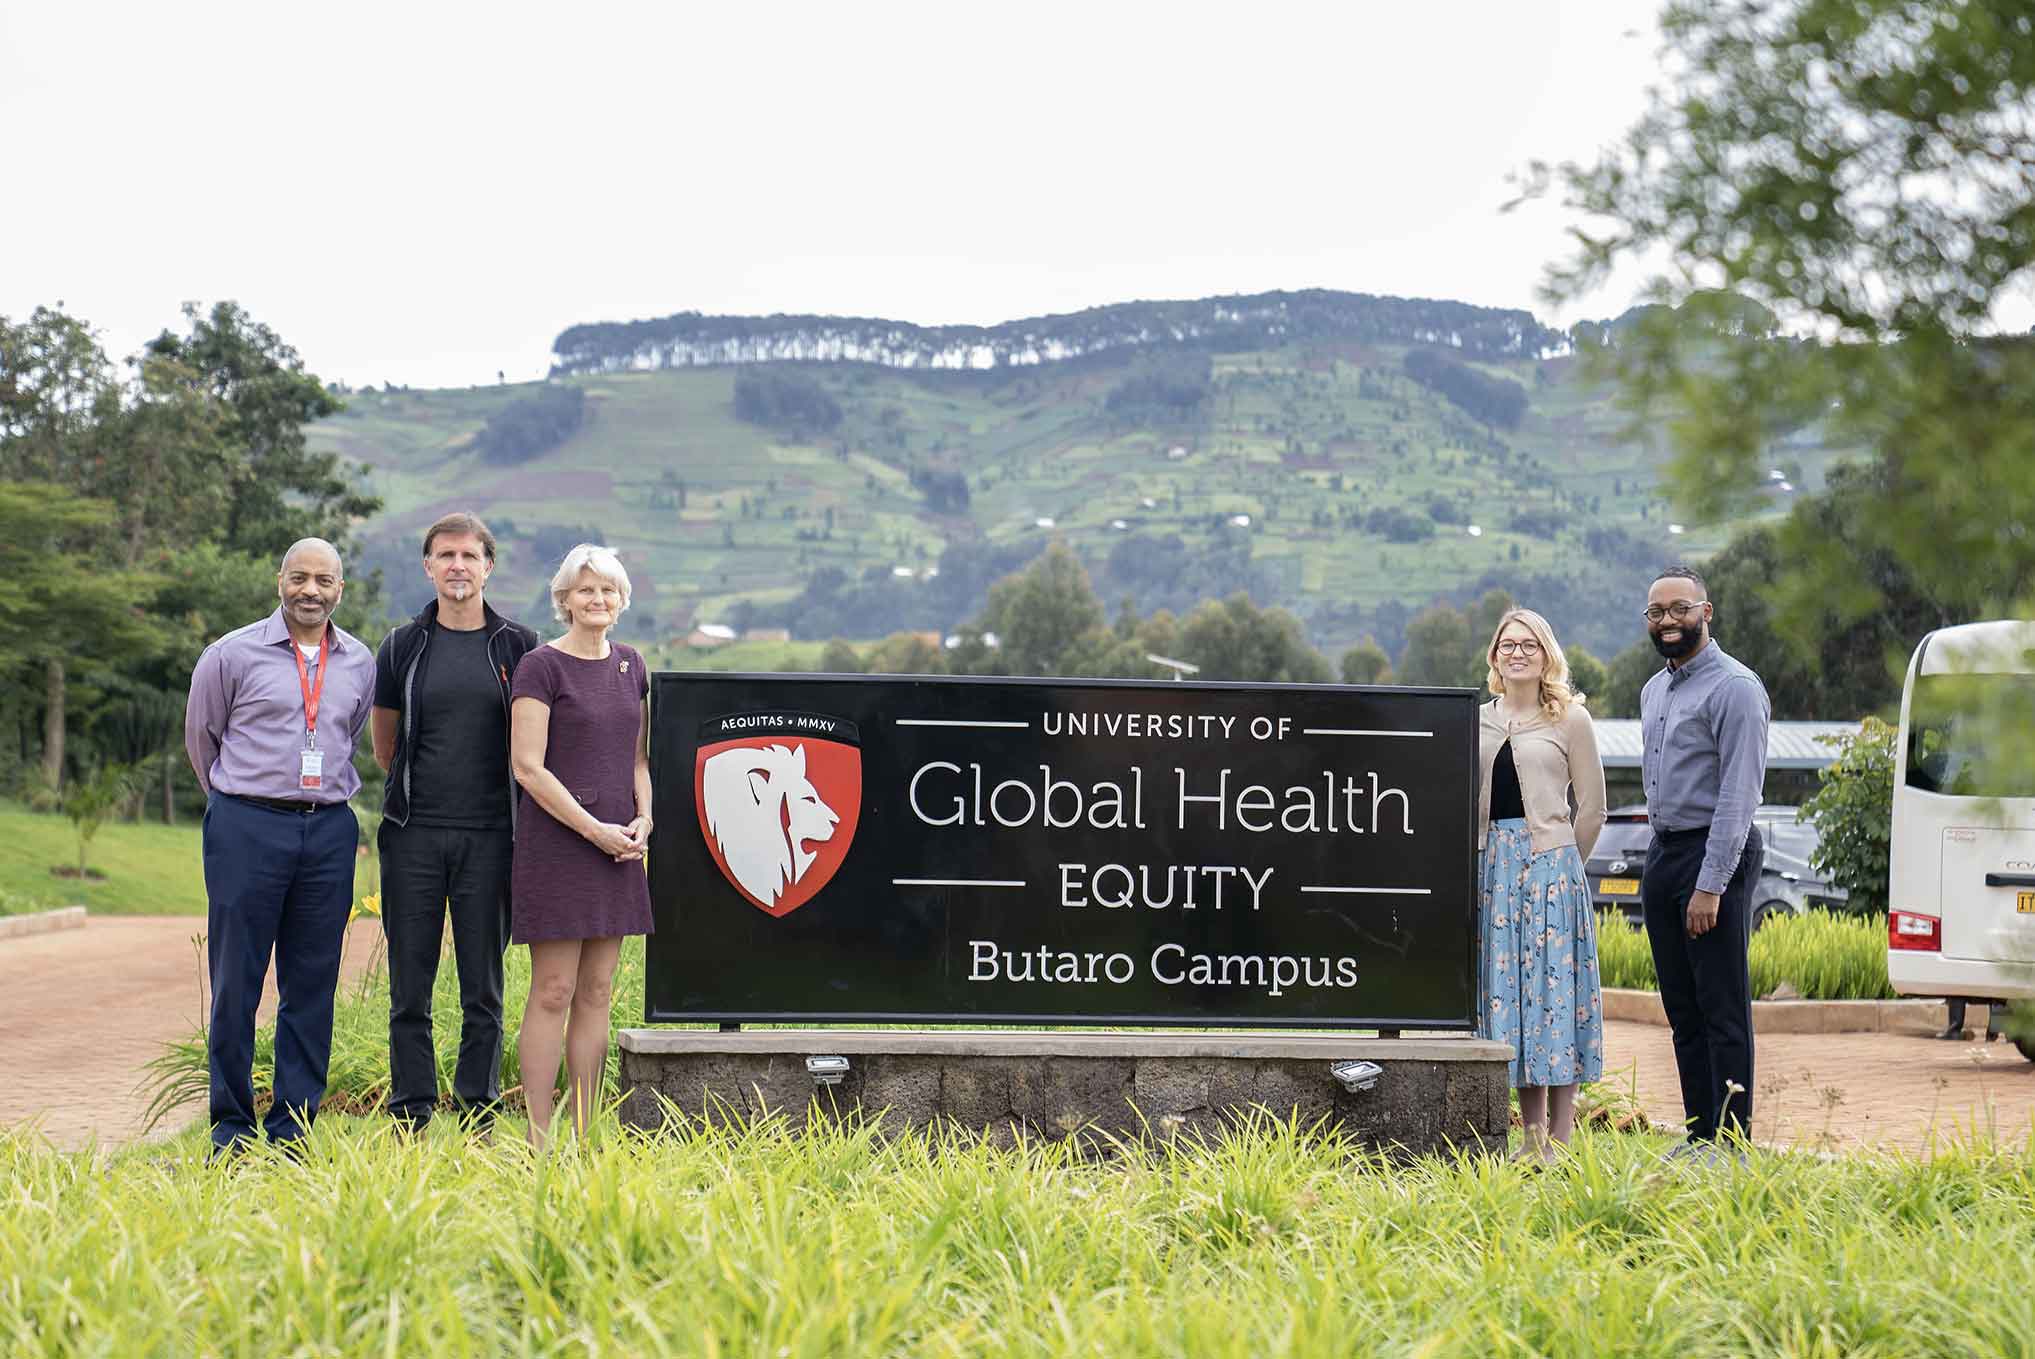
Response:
[0,800,382,918]
[5,1114,2033,1356]
[0,800,210,916]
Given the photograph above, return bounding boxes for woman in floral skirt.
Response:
[1477,608,1607,1161]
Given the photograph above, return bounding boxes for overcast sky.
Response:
[5,2,1683,389]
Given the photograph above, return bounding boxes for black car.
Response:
[1583,804,1850,930]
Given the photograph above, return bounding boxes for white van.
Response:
[1888,619,2035,1060]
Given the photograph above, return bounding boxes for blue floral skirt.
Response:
[1478,818,1605,1087]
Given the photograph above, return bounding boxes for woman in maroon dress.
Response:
[509,544,654,1148]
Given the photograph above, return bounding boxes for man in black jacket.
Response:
[371,512,539,1132]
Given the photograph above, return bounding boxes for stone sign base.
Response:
[617,1030,1512,1158]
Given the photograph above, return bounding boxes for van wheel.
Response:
[2016,1036,2035,1064]
[1750,899,1789,931]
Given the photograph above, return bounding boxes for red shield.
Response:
[694,729,861,917]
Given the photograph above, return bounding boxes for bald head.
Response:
[277,538,345,640]
[280,538,343,577]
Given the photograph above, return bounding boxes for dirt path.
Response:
[0,916,383,1151]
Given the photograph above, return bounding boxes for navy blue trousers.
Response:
[202,792,358,1150]
[1641,824,1764,1142]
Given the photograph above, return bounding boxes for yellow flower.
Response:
[350,892,383,922]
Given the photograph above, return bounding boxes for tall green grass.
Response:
[5,1115,2033,1357]
[1598,909,1895,1000]
[144,933,651,1129]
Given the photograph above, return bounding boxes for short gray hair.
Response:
[549,543,632,624]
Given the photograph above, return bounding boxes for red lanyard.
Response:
[292,629,330,746]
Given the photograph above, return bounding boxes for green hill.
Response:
[311,294,1847,661]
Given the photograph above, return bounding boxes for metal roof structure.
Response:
[1592,719,1861,771]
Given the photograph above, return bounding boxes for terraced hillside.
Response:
[314,317,1844,661]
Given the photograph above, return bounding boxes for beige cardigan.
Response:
[1476,699,1607,861]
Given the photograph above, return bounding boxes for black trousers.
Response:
[377,821,513,1124]
[1641,824,1763,1142]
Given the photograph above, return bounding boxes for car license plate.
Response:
[1598,877,1639,896]
[2019,891,2035,914]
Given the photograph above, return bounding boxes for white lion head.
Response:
[701,742,841,907]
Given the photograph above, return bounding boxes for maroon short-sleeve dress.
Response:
[509,642,654,943]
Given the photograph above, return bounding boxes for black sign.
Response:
[646,674,1478,1028]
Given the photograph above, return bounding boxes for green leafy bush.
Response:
[1799,717,1896,914]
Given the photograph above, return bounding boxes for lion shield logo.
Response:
[694,712,862,917]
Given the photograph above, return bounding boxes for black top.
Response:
[372,598,538,828]
[407,624,511,829]
[1490,738,1526,822]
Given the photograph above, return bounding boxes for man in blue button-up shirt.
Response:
[1638,566,1770,1150]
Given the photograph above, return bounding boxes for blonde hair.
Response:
[1484,608,1581,722]
[549,543,632,625]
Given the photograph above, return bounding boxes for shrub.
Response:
[1799,717,1895,915]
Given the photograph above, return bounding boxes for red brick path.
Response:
[1597,1017,2035,1154]
[0,916,382,1151]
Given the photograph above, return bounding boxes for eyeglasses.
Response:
[1495,639,1542,657]
[1643,600,1708,623]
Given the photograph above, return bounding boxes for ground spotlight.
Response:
[805,1055,851,1087]
[1330,1059,1383,1094]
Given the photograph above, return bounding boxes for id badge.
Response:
[300,748,324,790]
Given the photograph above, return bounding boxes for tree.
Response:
[1594,640,1660,719]
[101,349,234,566]
[865,632,946,675]
[1528,0,2035,630]
[0,306,118,483]
[973,542,1107,677]
[1460,588,1517,686]
[1175,594,1331,684]
[0,483,162,788]
[145,302,372,560]
[1,309,124,788]
[816,639,864,673]
[1339,637,1393,685]
[1566,645,1609,708]
[1397,604,1472,687]
[5,302,371,802]
[1799,717,1897,916]
[1701,463,1966,719]
[46,761,135,877]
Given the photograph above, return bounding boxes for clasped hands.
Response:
[588,816,653,862]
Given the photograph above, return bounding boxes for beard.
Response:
[1650,623,1704,661]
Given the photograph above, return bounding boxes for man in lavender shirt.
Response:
[184,538,377,1157]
